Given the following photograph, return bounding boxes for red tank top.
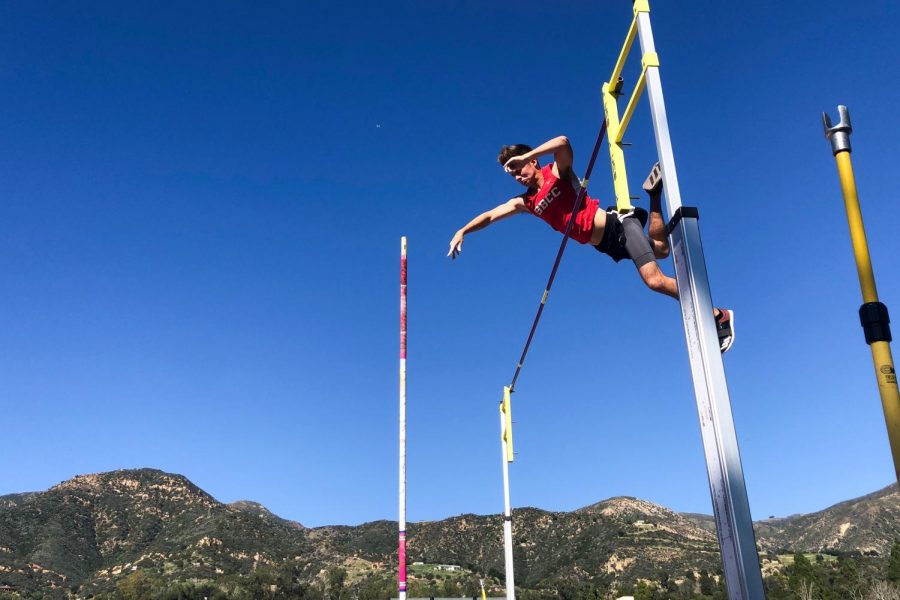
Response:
[523,164,599,244]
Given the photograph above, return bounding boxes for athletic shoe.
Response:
[715,308,735,353]
[642,161,662,195]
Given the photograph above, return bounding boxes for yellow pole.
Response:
[824,106,900,484]
[501,386,513,463]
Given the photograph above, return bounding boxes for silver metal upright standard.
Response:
[635,10,765,600]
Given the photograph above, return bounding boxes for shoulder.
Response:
[543,163,558,181]
[514,192,534,212]
[549,161,570,181]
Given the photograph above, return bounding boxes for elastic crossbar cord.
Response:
[508,120,609,393]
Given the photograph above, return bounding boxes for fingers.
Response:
[447,239,462,259]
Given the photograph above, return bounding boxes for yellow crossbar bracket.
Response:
[633,0,650,15]
[609,20,637,85]
[501,386,514,463]
[642,52,659,68]
[615,67,648,144]
[613,52,660,145]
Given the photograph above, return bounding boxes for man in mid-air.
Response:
[447,135,735,352]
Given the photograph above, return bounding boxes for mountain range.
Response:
[0,469,897,598]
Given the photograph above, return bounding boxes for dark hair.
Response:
[497,144,533,166]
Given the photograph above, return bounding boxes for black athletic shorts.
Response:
[593,207,655,269]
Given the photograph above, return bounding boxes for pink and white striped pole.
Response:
[398,237,408,600]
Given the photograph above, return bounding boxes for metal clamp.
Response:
[823,105,852,155]
[665,206,699,236]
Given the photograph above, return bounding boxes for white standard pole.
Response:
[399,237,408,600]
[500,406,515,600]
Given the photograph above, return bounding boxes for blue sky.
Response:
[1,0,899,529]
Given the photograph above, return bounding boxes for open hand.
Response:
[448,231,464,259]
[503,155,529,173]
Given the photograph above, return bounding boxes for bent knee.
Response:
[654,245,670,259]
[641,271,667,292]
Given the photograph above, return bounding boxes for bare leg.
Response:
[636,165,728,343]
[638,260,724,319]
[637,261,678,300]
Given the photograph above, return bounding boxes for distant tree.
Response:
[868,580,900,600]
[461,575,481,597]
[659,571,678,594]
[888,541,900,584]
[699,570,715,596]
[614,581,634,598]
[325,567,347,600]
[356,574,394,600]
[116,570,160,600]
[763,571,793,600]
[789,552,823,596]
[792,553,815,577]
[555,579,577,600]
[441,578,460,597]
[632,580,659,600]
[834,556,865,600]
[713,572,728,600]
[796,579,816,600]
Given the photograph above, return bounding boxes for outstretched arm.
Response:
[503,135,573,177]
[448,197,526,259]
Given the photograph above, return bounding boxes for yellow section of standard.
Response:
[603,5,661,210]
[602,80,632,212]
[501,386,514,463]
[609,18,636,86]
[833,149,900,485]
[615,65,648,144]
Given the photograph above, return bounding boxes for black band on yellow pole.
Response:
[860,302,892,344]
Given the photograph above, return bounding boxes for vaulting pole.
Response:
[823,106,900,484]
[399,236,408,600]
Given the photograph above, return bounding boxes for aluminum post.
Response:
[635,6,765,599]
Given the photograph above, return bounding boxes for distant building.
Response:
[435,564,461,572]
